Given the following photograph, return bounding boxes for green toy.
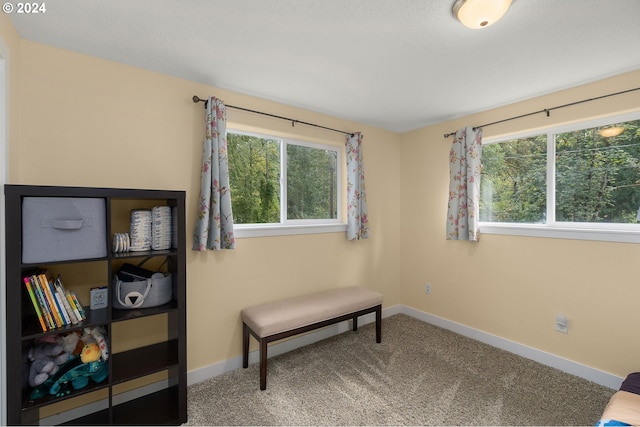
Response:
[29,356,108,400]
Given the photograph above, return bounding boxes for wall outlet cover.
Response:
[555,314,568,334]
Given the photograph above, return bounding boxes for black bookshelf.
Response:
[4,185,187,425]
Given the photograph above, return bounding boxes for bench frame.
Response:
[242,304,382,390]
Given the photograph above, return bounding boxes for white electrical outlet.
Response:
[555,314,568,334]
[425,283,432,294]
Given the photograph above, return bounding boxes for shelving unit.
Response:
[4,185,187,425]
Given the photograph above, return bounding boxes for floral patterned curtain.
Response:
[346,132,369,240]
[446,126,482,241]
[193,96,236,250]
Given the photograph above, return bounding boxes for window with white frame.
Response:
[479,112,640,242]
[227,130,343,236]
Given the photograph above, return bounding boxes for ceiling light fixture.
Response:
[598,126,625,138]
[452,0,513,29]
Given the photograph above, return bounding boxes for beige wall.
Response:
[0,12,20,180]
[10,38,401,370]
[399,69,640,378]
[3,15,639,379]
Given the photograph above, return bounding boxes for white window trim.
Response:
[479,111,640,244]
[234,222,347,238]
[228,129,345,238]
[480,223,640,244]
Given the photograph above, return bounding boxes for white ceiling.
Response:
[9,0,640,133]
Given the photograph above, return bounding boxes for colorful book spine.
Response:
[51,281,70,326]
[23,277,48,332]
[38,274,63,328]
[31,275,55,330]
[65,291,84,322]
[55,277,78,324]
[70,291,86,320]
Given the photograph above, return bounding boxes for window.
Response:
[479,112,640,243]
[227,130,344,237]
[480,134,547,223]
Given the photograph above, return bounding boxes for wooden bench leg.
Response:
[260,338,268,390]
[242,323,250,368]
[376,305,382,343]
[245,303,383,390]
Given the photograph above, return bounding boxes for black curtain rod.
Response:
[443,87,640,138]
[192,96,354,137]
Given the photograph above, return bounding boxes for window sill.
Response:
[479,223,640,244]
[234,223,347,239]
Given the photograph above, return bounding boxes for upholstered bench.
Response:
[597,372,640,426]
[241,286,383,390]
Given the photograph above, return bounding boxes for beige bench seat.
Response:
[598,372,640,426]
[241,286,383,390]
[600,391,640,426]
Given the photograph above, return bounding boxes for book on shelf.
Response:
[23,277,47,332]
[55,275,79,324]
[51,281,71,326]
[66,292,83,322]
[40,274,67,328]
[30,274,55,330]
[37,274,64,328]
[69,291,86,320]
[23,271,89,330]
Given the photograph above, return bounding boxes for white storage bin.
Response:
[22,197,107,263]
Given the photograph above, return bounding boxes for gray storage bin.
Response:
[22,197,107,263]
[112,259,172,309]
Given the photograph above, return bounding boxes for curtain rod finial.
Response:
[192,95,208,109]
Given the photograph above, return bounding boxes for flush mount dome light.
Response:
[598,126,625,138]
[452,0,513,29]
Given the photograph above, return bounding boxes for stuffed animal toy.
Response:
[30,327,109,400]
[28,341,71,387]
[79,326,109,363]
[57,331,81,357]
[49,359,108,397]
[30,355,109,400]
[86,327,109,361]
[80,343,101,364]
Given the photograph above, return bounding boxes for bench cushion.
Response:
[600,391,640,426]
[241,286,383,338]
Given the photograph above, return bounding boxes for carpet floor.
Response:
[185,314,614,425]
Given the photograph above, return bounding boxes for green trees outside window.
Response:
[227,132,339,225]
[286,144,338,220]
[480,118,640,225]
[481,135,547,223]
[556,122,640,223]
[227,133,280,224]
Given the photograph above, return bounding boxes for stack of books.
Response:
[23,272,86,332]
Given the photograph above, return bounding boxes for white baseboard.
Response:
[189,304,623,390]
[400,306,624,390]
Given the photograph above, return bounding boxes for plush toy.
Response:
[80,327,109,363]
[28,328,110,400]
[80,343,101,364]
[90,327,109,361]
[49,359,108,397]
[57,331,81,357]
[27,341,70,387]
[30,355,109,400]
